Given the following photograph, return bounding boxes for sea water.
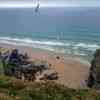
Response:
[0,7,100,61]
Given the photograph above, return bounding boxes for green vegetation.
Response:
[0,75,99,100]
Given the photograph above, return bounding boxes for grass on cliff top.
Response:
[0,75,100,100]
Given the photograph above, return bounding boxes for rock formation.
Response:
[88,49,100,88]
[0,48,59,81]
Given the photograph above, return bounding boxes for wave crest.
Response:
[0,36,99,55]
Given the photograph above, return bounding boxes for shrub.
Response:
[0,76,99,100]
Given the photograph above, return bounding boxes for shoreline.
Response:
[0,43,90,89]
[0,42,91,65]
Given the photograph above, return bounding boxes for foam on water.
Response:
[0,36,99,59]
[0,37,68,46]
[75,43,100,49]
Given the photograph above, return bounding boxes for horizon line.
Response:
[0,3,100,8]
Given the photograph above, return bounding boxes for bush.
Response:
[0,76,99,100]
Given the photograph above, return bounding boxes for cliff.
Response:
[88,49,100,88]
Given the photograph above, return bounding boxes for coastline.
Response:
[0,42,90,89]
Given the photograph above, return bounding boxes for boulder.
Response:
[8,49,20,65]
[44,72,58,80]
[40,70,58,80]
[56,56,60,60]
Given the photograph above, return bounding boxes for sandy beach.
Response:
[0,43,90,89]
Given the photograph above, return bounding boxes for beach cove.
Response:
[0,43,90,89]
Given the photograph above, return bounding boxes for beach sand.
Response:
[0,43,90,89]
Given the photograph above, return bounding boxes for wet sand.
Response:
[0,43,90,89]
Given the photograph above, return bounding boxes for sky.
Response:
[0,0,100,8]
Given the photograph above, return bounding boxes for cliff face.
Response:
[88,49,100,88]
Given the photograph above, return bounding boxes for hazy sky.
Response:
[0,0,100,7]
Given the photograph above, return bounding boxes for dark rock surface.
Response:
[56,56,60,60]
[88,49,100,88]
[1,48,59,81]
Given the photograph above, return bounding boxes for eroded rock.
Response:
[1,48,59,81]
[88,49,100,88]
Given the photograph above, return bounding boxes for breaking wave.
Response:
[0,37,69,46]
[0,36,99,56]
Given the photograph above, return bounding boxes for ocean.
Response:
[0,7,100,61]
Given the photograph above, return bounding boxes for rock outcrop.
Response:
[0,48,59,81]
[88,49,100,88]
